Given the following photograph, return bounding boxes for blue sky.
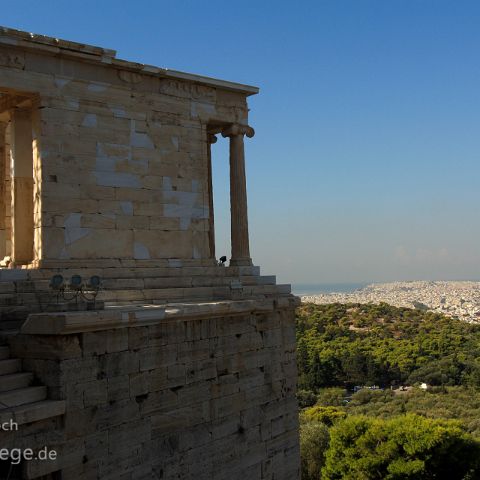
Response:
[4,0,480,283]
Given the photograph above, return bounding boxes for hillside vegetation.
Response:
[297,302,480,391]
[297,303,480,479]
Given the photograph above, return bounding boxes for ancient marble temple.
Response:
[0,27,300,479]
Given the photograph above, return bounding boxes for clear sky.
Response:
[4,0,480,284]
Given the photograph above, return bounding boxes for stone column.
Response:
[0,121,7,259]
[10,108,34,265]
[222,124,255,267]
[207,133,217,259]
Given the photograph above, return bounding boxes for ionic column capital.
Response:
[207,133,218,144]
[221,123,255,139]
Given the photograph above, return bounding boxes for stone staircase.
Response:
[0,340,65,426]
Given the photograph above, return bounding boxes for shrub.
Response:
[297,389,318,408]
[302,405,347,426]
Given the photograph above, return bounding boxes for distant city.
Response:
[299,281,480,323]
[292,283,368,296]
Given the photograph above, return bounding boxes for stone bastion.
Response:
[0,26,300,480]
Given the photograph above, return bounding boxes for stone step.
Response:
[0,273,275,293]
[0,386,47,409]
[0,372,33,392]
[0,345,9,360]
[0,283,15,294]
[23,287,214,304]
[0,319,25,331]
[98,286,231,302]
[0,329,21,343]
[18,263,260,278]
[0,294,16,306]
[0,399,65,426]
[0,358,21,375]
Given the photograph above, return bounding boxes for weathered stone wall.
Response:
[8,304,300,479]
[36,80,216,262]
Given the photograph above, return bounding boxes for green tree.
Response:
[322,414,480,479]
[407,355,464,386]
[300,421,330,480]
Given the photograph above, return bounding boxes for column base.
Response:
[229,257,253,267]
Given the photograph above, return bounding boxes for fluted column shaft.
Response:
[222,124,254,266]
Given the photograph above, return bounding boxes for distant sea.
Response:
[292,283,369,296]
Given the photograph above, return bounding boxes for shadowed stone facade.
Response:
[0,26,300,479]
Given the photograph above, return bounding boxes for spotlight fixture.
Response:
[47,274,102,307]
[70,275,83,290]
[88,275,101,289]
[50,274,64,290]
